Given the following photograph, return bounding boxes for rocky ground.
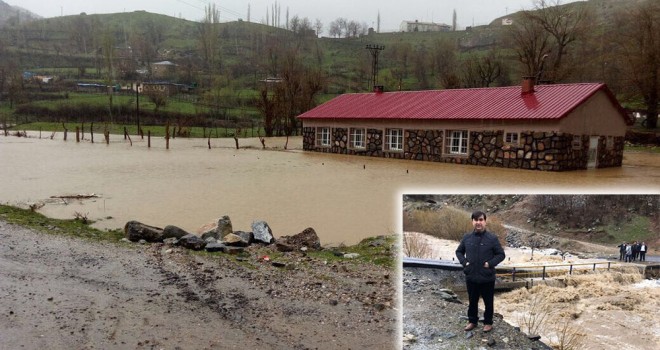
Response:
[0,220,396,350]
[402,267,553,350]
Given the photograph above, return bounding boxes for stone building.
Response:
[297,79,633,171]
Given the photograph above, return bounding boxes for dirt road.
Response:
[0,221,396,349]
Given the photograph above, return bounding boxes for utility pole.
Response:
[365,44,385,89]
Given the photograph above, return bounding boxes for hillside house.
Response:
[399,20,451,32]
[297,79,633,171]
[151,61,177,79]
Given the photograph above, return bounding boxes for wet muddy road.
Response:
[0,221,396,349]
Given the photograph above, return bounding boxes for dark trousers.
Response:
[640,252,646,261]
[619,251,624,260]
[466,280,495,325]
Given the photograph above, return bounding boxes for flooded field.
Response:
[1,133,659,244]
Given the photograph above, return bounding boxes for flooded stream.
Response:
[1,133,659,244]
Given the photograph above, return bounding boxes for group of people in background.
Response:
[617,241,648,262]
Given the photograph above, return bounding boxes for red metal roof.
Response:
[298,83,630,123]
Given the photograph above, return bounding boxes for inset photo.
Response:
[402,194,659,350]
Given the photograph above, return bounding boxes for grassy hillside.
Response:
[0,0,655,132]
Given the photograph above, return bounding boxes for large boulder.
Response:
[200,215,233,240]
[252,221,274,244]
[162,225,190,239]
[178,234,206,251]
[124,221,164,242]
[223,233,250,247]
[234,231,254,245]
[277,227,321,251]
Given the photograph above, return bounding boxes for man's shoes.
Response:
[464,323,477,331]
[483,325,493,332]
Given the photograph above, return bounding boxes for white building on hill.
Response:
[399,20,451,32]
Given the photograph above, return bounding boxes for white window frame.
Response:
[385,128,404,151]
[316,127,331,147]
[505,131,520,145]
[606,136,614,150]
[349,128,366,149]
[445,129,469,155]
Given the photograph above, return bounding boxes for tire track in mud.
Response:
[146,245,292,348]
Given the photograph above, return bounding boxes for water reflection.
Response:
[1,134,658,244]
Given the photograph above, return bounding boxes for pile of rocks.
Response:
[123,215,321,255]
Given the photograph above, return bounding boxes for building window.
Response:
[385,129,404,151]
[316,127,330,147]
[505,132,520,145]
[349,128,366,149]
[606,136,614,150]
[572,135,582,150]
[445,130,469,155]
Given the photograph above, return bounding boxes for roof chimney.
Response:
[521,76,535,95]
[373,85,384,93]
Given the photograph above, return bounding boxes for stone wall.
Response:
[466,131,590,171]
[596,136,625,168]
[301,126,623,171]
[404,129,444,161]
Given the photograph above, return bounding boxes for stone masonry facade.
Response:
[302,127,624,171]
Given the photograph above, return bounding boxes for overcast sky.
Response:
[10,0,585,32]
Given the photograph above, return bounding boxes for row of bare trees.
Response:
[508,0,659,128]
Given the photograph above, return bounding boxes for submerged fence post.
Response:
[105,130,110,145]
[90,123,94,143]
[569,265,573,275]
[542,266,546,280]
[165,122,170,150]
[148,130,151,148]
[512,267,517,282]
[76,127,80,142]
[607,262,611,271]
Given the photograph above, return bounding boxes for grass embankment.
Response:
[566,215,655,245]
[0,204,395,267]
[625,145,660,153]
[0,204,123,242]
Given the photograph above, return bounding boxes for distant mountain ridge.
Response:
[0,0,41,27]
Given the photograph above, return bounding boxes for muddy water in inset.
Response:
[1,135,659,244]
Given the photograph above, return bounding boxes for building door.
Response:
[587,136,599,168]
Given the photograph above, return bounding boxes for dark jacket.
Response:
[455,230,505,284]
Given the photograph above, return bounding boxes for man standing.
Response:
[617,242,626,261]
[640,242,647,261]
[455,211,505,333]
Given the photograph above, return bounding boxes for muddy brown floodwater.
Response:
[1,134,659,244]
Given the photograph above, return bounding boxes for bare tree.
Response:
[314,18,323,37]
[101,29,116,123]
[329,20,342,38]
[431,38,460,88]
[329,18,348,38]
[525,0,592,82]
[613,0,660,129]
[461,50,505,88]
[198,4,221,72]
